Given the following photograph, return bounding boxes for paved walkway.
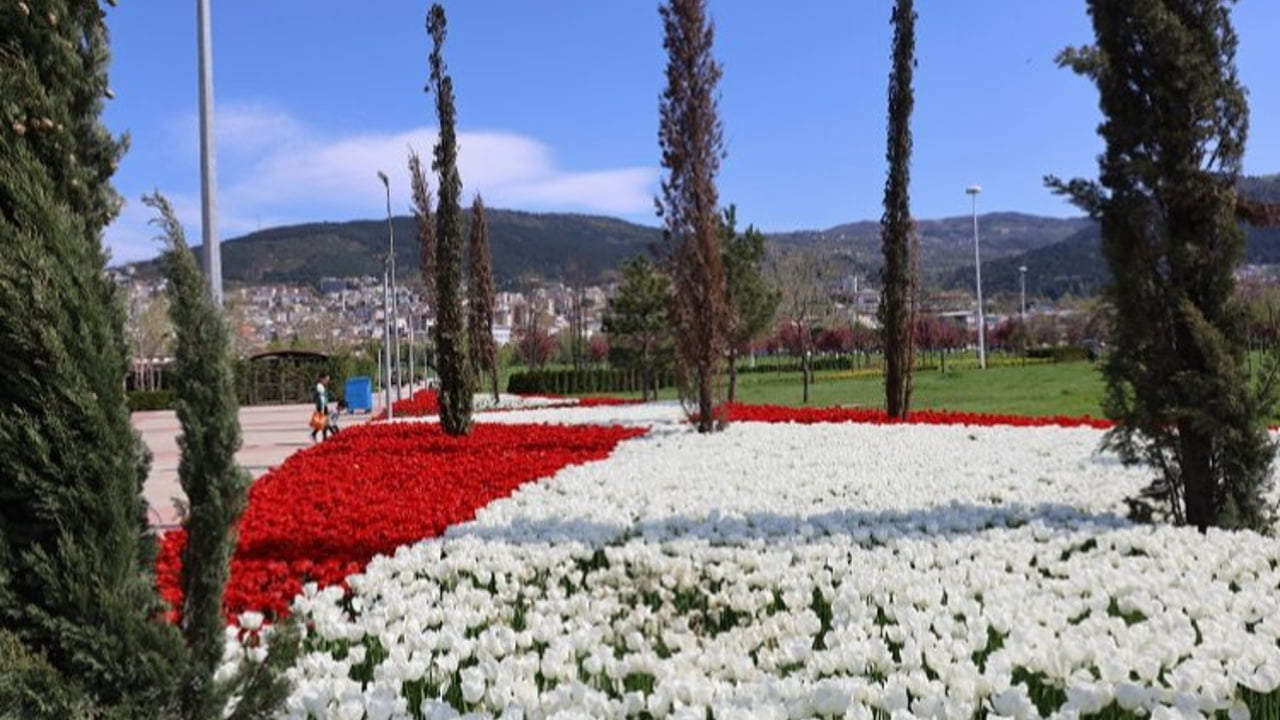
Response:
[132,400,382,529]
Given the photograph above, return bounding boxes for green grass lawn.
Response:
[730,359,1108,417]
[582,356,1108,418]
[519,351,1280,419]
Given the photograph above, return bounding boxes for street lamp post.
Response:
[407,305,415,391]
[381,266,393,419]
[966,185,986,370]
[377,171,395,418]
[1019,265,1028,321]
[377,171,402,402]
[197,0,222,304]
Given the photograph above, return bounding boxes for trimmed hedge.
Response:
[734,354,863,374]
[507,368,676,395]
[1026,345,1092,362]
[127,390,176,411]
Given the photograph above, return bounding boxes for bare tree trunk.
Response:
[727,347,738,402]
[802,351,812,405]
[1180,422,1216,533]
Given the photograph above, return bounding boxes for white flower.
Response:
[461,666,487,704]
[237,610,264,632]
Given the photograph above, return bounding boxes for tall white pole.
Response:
[407,309,415,393]
[378,172,401,402]
[967,185,986,370]
[383,268,393,419]
[197,0,222,304]
[1019,265,1028,321]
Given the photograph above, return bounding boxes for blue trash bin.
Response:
[344,376,373,413]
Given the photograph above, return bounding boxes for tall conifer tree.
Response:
[721,206,779,403]
[146,194,294,720]
[409,149,436,310]
[468,195,499,401]
[657,0,728,432]
[604,257,674,402]
[0,1,185,711]
[879,0,919,419]
[425,3,474,435]
[1048,0,1275,531]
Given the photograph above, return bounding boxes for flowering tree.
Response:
[588,333,610,364]
[514,326,557,369]
[815,326,854,355]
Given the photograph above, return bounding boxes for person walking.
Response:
[325,398,346,440]
[310,372,330,442]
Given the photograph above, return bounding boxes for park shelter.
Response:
[240,350,330,406]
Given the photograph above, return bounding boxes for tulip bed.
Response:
[374,390,641,421]
[202,399,1280,720]
[156,419,646,617]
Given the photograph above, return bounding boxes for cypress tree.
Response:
[409,148,436,310]
[146,194,294,720]
[5,0,128,233]
[1048,0,1275,531]
[467,194,499,401]
[879,0,919,419]
[425,3,474,436]
[657,0,729,432]
[0,2,185,711]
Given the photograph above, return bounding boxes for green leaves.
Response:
[425,3,474,436]
[605,256,674,401]
[1058,0,1274,532]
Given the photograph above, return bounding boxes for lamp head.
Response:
[377,170,389,188]
[965,185,982,195]
[1019,265,1027,273]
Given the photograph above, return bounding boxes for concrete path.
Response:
[132,400,382,529]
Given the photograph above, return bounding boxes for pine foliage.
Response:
[657,0,729,432]
[425,3,474,436]
[408,149,436,309]
[0,3,185,711]
[0,628,91,718]
[1047,0,1275,532]
[721,206,779,403]
[147,194,295,719]
[879,0,919,419]
[3,0,128,232]
[604,257,674,402]
[468,195,499,401]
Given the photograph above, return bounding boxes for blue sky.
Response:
[102,1,1280,264]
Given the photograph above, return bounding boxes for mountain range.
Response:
[119,174,1280,298]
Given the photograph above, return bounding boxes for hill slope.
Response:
[768,212,1092,279]
[945,174,1280,298]
[127,209,663,288]
[119,174,1278,292]
[121,210,1091,288]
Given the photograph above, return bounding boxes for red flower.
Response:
[157,421,644,619]
[372,389,441,420]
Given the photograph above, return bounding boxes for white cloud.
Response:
[214,102,309,156]
[109,103,658,263]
